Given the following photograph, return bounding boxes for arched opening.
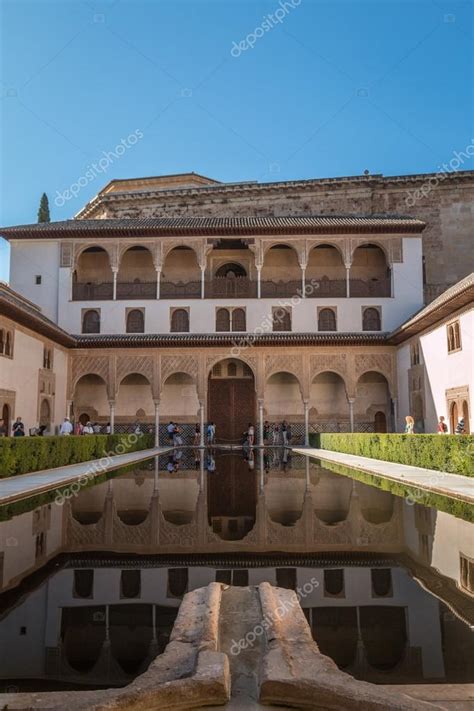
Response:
[208,454,257,540]
[314,470,352,523]
[462,400,470,433]
[208,359,255,441]
[265,372,303,425]
[116,373,154,427]
[2,403,10,435]
[82,309,100,334]
[310,372,349,431]
[39,399,51,431]
[360,607,407,670]
[73,247,113,300]
[350,244,391,297]
[170,308,189,332]
[355,371,390,432]
[73,374,109,425]
[450,401,458,434]
[216,307,247,332]
[216,308,230,332]
[215,262,247,278]
[318,308,337,332]
[307,244,346,297]
[117,246,156,298]
[62,607,106,672]
[5,331,12,356]
[363,307,381,331]
[126,309,145,333]
[374,411,387,433]
[110,604,154,674]
[162,246,201,298]
[311,607,358,669]
[161,372,199,421]
[261,244,301,297]
[355,482,394,523]
[0,329,4,354]
[211,262,252,298]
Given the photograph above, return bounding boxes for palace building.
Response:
[1,171,473,441]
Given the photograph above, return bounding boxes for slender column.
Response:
[256,266,262,299]
[258,399,264,446]
[109,401,115,434]
[154,400,160,447]
[105,604,110,642]
[200,266,206,299]
[259,449,265,494]
[305,457,310,491]
[200,450,205,489]
[303,400,310,446]
[301,266,306,298]
[348,397,355,433]
[112,270,118,300]
[69,269,74,301]
[345,265,351,298]
[156,268,161,299]
[392,397,398,433]
[66,399,73,419]
[154,457,159,491]
[199,401,205,447]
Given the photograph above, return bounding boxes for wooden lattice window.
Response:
[232,308,246,331]
[170,309,189,333]
[227,362,237,377]
[126,309,145,333]
[362,307,381,331]
[82,309,100,334]
[318,308,336,331]
[216,308,230,332]
[272,308,291,332]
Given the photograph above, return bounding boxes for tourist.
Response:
[272,423,279,446]
[437,416,448,434]
[167,421,175,445]
[173,424,183,446]
[75,421,84,435]
[247,423,255,447]
[60,417,73,435]
[404,415,415,434]
[193,423,200,446]
[82,421,94,435]
[93,422,102,434]
[263,420,270,445]
[455,418,465,435]
[134,421,142,435]
[12,417,25,437]
[207,422,216,445]
[104,422,111,434]
[281,420,288,446]
[34,425,47,436]
[286,423,292,445]
[0,419,7,437]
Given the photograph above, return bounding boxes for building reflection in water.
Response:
[0,449,472,690]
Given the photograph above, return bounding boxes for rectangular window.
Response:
[276,568,297,590]
[73,569,94,599]
[272,307,291,332]
[460,555,474,594]
[35,275,42,285]
[120,569,141,598]
[447,320,462,353]
[323,569,345,597]
[167,568,188,598]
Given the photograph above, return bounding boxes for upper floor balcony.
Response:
[71,243,393,301]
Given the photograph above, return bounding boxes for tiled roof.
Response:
[0,282,75,347]
[389,272,474,343]
[74,332,388,348]
[0,215,425,240]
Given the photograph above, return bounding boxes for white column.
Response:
[258,399,264,446]
[112,270,118,300]
[154,457,159,491]
[305,457,310,490]
[69,269,74,301]
[345,265,351,298]
[201,265,206,299]
[348,398,355,433]
[154,401,160,447]
[259,449,265,493]
[301,266,306,298]
[156,268,161,299]
[66,399,73,419]
[199,402,205,447]
[256,266,262,299]
[392,397,398,433]
[109,401,115,434]
[304,400,310,446]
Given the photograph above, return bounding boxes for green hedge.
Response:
[0,434,154,477]
[308,433,474,476]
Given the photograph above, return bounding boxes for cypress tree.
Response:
[37,193,51,223]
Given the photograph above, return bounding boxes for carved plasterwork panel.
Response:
[116,355,154,387]
[71,355,111,393]
[161,354,199,385]
[310,354,350,386]
[265,354,303,385]
[354,352,394,393]
[206,353,257,379]
[60,242,73,267]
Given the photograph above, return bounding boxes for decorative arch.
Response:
[307,241,346,263]
[162,240,202,264]
[215,262,247,278]
[118,243,155,268]
[350,240,391,264]
[73,243,114,271]
[262,241,302,259]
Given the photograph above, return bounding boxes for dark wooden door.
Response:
[208,378,256,442]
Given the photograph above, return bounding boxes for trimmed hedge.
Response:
[308,433,474,476]
[0,433,154,478]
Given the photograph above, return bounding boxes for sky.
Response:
[0,0,472,281]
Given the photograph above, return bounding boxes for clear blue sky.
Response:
[0,0,472,281]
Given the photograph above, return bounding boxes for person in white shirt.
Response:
[60,417,73,435]
[83,421,94,435]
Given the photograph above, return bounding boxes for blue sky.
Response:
[0,0,472,281]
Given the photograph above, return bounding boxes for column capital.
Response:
[108,400,116,407]
[153,399,161,407]
[258,398,264,407]
[347,397,355,404]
